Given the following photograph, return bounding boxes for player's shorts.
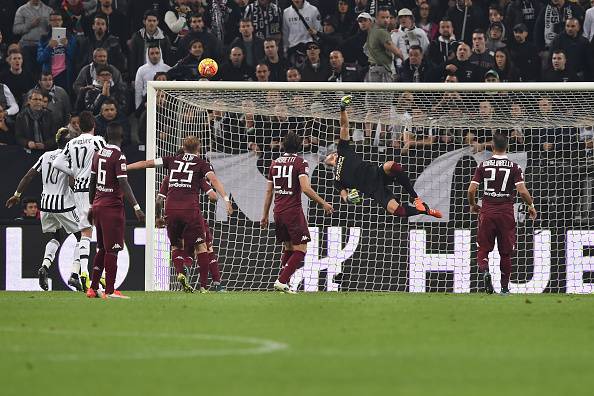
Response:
[273,208,311,245]
[74,191,92,229]
[40,209,80,234]
[93,205,125,252]
[166,209,206,254]
[478,210,516,255]
[368,166,397,210]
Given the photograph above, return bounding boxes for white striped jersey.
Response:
[60,133,106,192]
[33,149,76,213]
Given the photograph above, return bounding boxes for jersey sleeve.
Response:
[93,136,107,151]
[266,163,274,183]
[158,176,169,198]
[32,155,44,172]
[115,153,128,179]
[154,156,172,169]
[513,164,525,186]
[298,159,309,178]
[471,163,484,185]
[201,159,215,178]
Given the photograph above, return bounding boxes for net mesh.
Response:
[149,83,594,293]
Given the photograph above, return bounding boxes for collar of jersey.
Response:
[492,154,508,159]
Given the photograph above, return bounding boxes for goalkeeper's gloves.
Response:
[340,95,352,111]
[347,189,361,204]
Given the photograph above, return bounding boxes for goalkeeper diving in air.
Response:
[324,96,442,219]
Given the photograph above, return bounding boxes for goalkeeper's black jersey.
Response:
[334,139,381,194]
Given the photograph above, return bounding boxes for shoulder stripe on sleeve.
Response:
[470,181,480,185]
[205,170,214,178]
[157,193,166,198]
[514,181,524,186]
[116,175,127,179]
[298,174,308,178]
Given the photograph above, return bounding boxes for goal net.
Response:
[145,81,594,294]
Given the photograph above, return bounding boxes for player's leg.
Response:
[496,212,517,295]
[193,241,210,293]
[386,198,420,217]
[75,192,98,290]
[477,213,497,294]
[100,206,128,299]
[274,210,310,293]
[37,212,63,291]
[88,212,104,298]
[203,220,224,291]
[69,231,83,290]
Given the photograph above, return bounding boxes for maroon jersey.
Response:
[471,155,524,213]
[267,153,309,214]
[155,153,214,212]
[91,144,127,207]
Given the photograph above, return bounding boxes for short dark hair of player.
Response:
[492,133,508,152]
[183,136,200,154]
[283,131,301,154]
[55,127,70,149]
[106,123,123,144]
[79,111,95,133]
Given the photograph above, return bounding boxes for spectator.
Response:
[286,67,302,82]
[76,14,126,74]
[0,104,15,145]
[314,15,343,57]
[83,0,128,51]
[333,0,357,39]
[12,0,53,75]
[486,22,506,52]
[177,13,223,62]
[484,69,500,83]
[31,71,71,129]
[487,4,510,42]
[94,98,131,144]
[399,45,436,82]
[427,18,457,69]
[77,64,127,115]
[508,23,541,81]
[299,41,329,82]
[445,42,483,82]
[543,49,581,81]
[469,29,495,70]
[401,108,437,157]
[584,0,594,42]
[243,0,282,42]
[230,19,265,68]
[164,0,191,48]
[505,0,542,41]
[340,10,370,68]
[16,197,40,221]
[261,38,288,82]
[0,51,35,106]
[37,11,77,91]
[218,47,255,81]
[255,62,271,82]
[0,83,19,118]
[534,0,584,54]
[167,39,206,81]
[73,47,125,103]
[0,31,8,73]
[550,17,594,80]
[353,0,370,15]
[282,0,322,65]
[327,50,361,82]
[0,2,18,45]
[446,0,486,43]
[129,10,173,81]
[135,44,171,110]
[66,112,82,137]
[364,9,402,82]
[391,8,430,67]
[416,2,438,41]
[493,48,521,82]
[59,0,87,35]
[15,90,56,152]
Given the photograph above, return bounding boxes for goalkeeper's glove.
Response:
[340,95,352,111]
[347,189,361,204]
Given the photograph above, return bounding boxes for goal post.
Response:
[145,81,594,293]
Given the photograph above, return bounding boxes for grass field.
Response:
[1,292,593,396]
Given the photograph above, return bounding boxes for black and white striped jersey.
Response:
[33,149,76,213]
[59,133,106,192]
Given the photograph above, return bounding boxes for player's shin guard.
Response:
[278,251,305,284]
[477,249,490,273]
[79,236,91,275]
[42,239,61,268]
[71,242,81,274]
[171,249,186,274]
[388,163,418,198]
[91,249,105,291]
[394,204,420,218]
[103,252,118,295]
[209,253,221,283]
[281,250,294,268]
[196,252,210,289]
[500,254,512,291]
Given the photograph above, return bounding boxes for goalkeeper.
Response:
[324,96,442,219]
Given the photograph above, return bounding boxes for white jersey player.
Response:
[6,128,83,291]
[52,112,106,291]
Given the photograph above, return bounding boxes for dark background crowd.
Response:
[1,0,593,222]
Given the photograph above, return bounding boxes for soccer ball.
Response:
[198,58,218,78]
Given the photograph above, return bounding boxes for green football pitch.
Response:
[1,292,593,396]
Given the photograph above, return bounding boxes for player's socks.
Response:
[281,250,294,267]
[171,249,186,274]
[196,252,211,289]
[388,163,418,198]
[209,253,222,283]
[477,250,489,273]
[91,249,105,291]
[103,252,118,295]
[500,254,512,292]
[278,250,305,284]
[79,236,91,276]
[394,204,420,218]
[72,242,81,274]
[42,239,60,269]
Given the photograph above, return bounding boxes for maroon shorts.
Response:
[478,210,516,255]
[166,209,206,254]
[273,208,311,245]
[93,205,125,253]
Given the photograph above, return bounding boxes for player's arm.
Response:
[339,95,352,141]
[467,182,480,214]
[339,189,349,203]
[516,182,537,220]
[205,172,233,215]
[199,178,217,202]
[5,168,39,208]
[119,177,145,222]
[261,180,274,229]
[155,194,166,228]
[127,159,159,171]
[89,172,97,204]
[299,175,334,215]
[52,150,74,176]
